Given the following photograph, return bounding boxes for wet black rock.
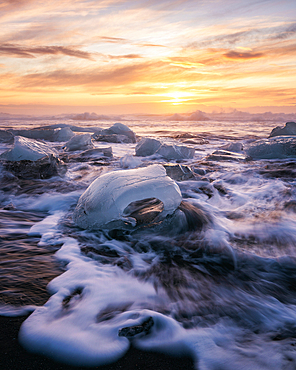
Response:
[118,317,154,338]
[3,154,67,180]
[123,198,164,225]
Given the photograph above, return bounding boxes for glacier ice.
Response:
[156,144,195,160]
[73,164,182,229]
[63,134,94,152]
[135,138,162,156]
[102,122,136,143]
[9,127,74,142]
[269,122,296,137]
[135,138,195,160]
[93,123,136,144]
[246,136,296,159]
[0,136,58,161]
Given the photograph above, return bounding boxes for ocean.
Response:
[1,115,296,369]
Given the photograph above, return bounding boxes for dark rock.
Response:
[178,201,210,231]
[3,154,67,179]
[123,198,164,225]
[118,316,154,338]
[93,134,133,143]
[164,164,196,181]
[62,287,83,309]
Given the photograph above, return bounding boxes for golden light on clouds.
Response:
[0,0,295,114]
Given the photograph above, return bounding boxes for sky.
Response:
[0,0,296,115]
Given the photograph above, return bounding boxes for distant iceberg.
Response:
[73,164,182,229]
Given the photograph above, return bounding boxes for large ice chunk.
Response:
[0,136,58,161]
[269,122,296,137]
[63,134,94,151]
[73,164,182,229]
[246,136,296,159]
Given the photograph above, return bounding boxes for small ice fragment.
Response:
[63,134,94,151]
[135,138,162,156]
[135,138,195,160]
[73,164,182,229]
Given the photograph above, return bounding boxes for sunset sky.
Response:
[0,0,296,115]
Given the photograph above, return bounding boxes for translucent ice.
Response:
[102,122,136,143]
[135,137,195,160]
[9,127,74,142]
[63,133,94,152]
[135,138,162,156]
[246,136,296,159]
[269,121,296,137]
[73,164,182,229]
[0,136,58,161]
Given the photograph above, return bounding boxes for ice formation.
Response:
[135,138,162,156]
[220,142,243,152]
[135,138,195,160]
[269,121,296,137]
[0,136,58,161]
[103,122,136,143]
[63,134,94,151]
[246,136,296,159]
[93,123,136,144]
[73,164,182,229]
[9,127,74,142]
[156,144,195,160]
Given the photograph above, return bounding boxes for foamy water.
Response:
[1,117,296,369]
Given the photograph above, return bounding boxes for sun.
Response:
[161,91,192,105]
